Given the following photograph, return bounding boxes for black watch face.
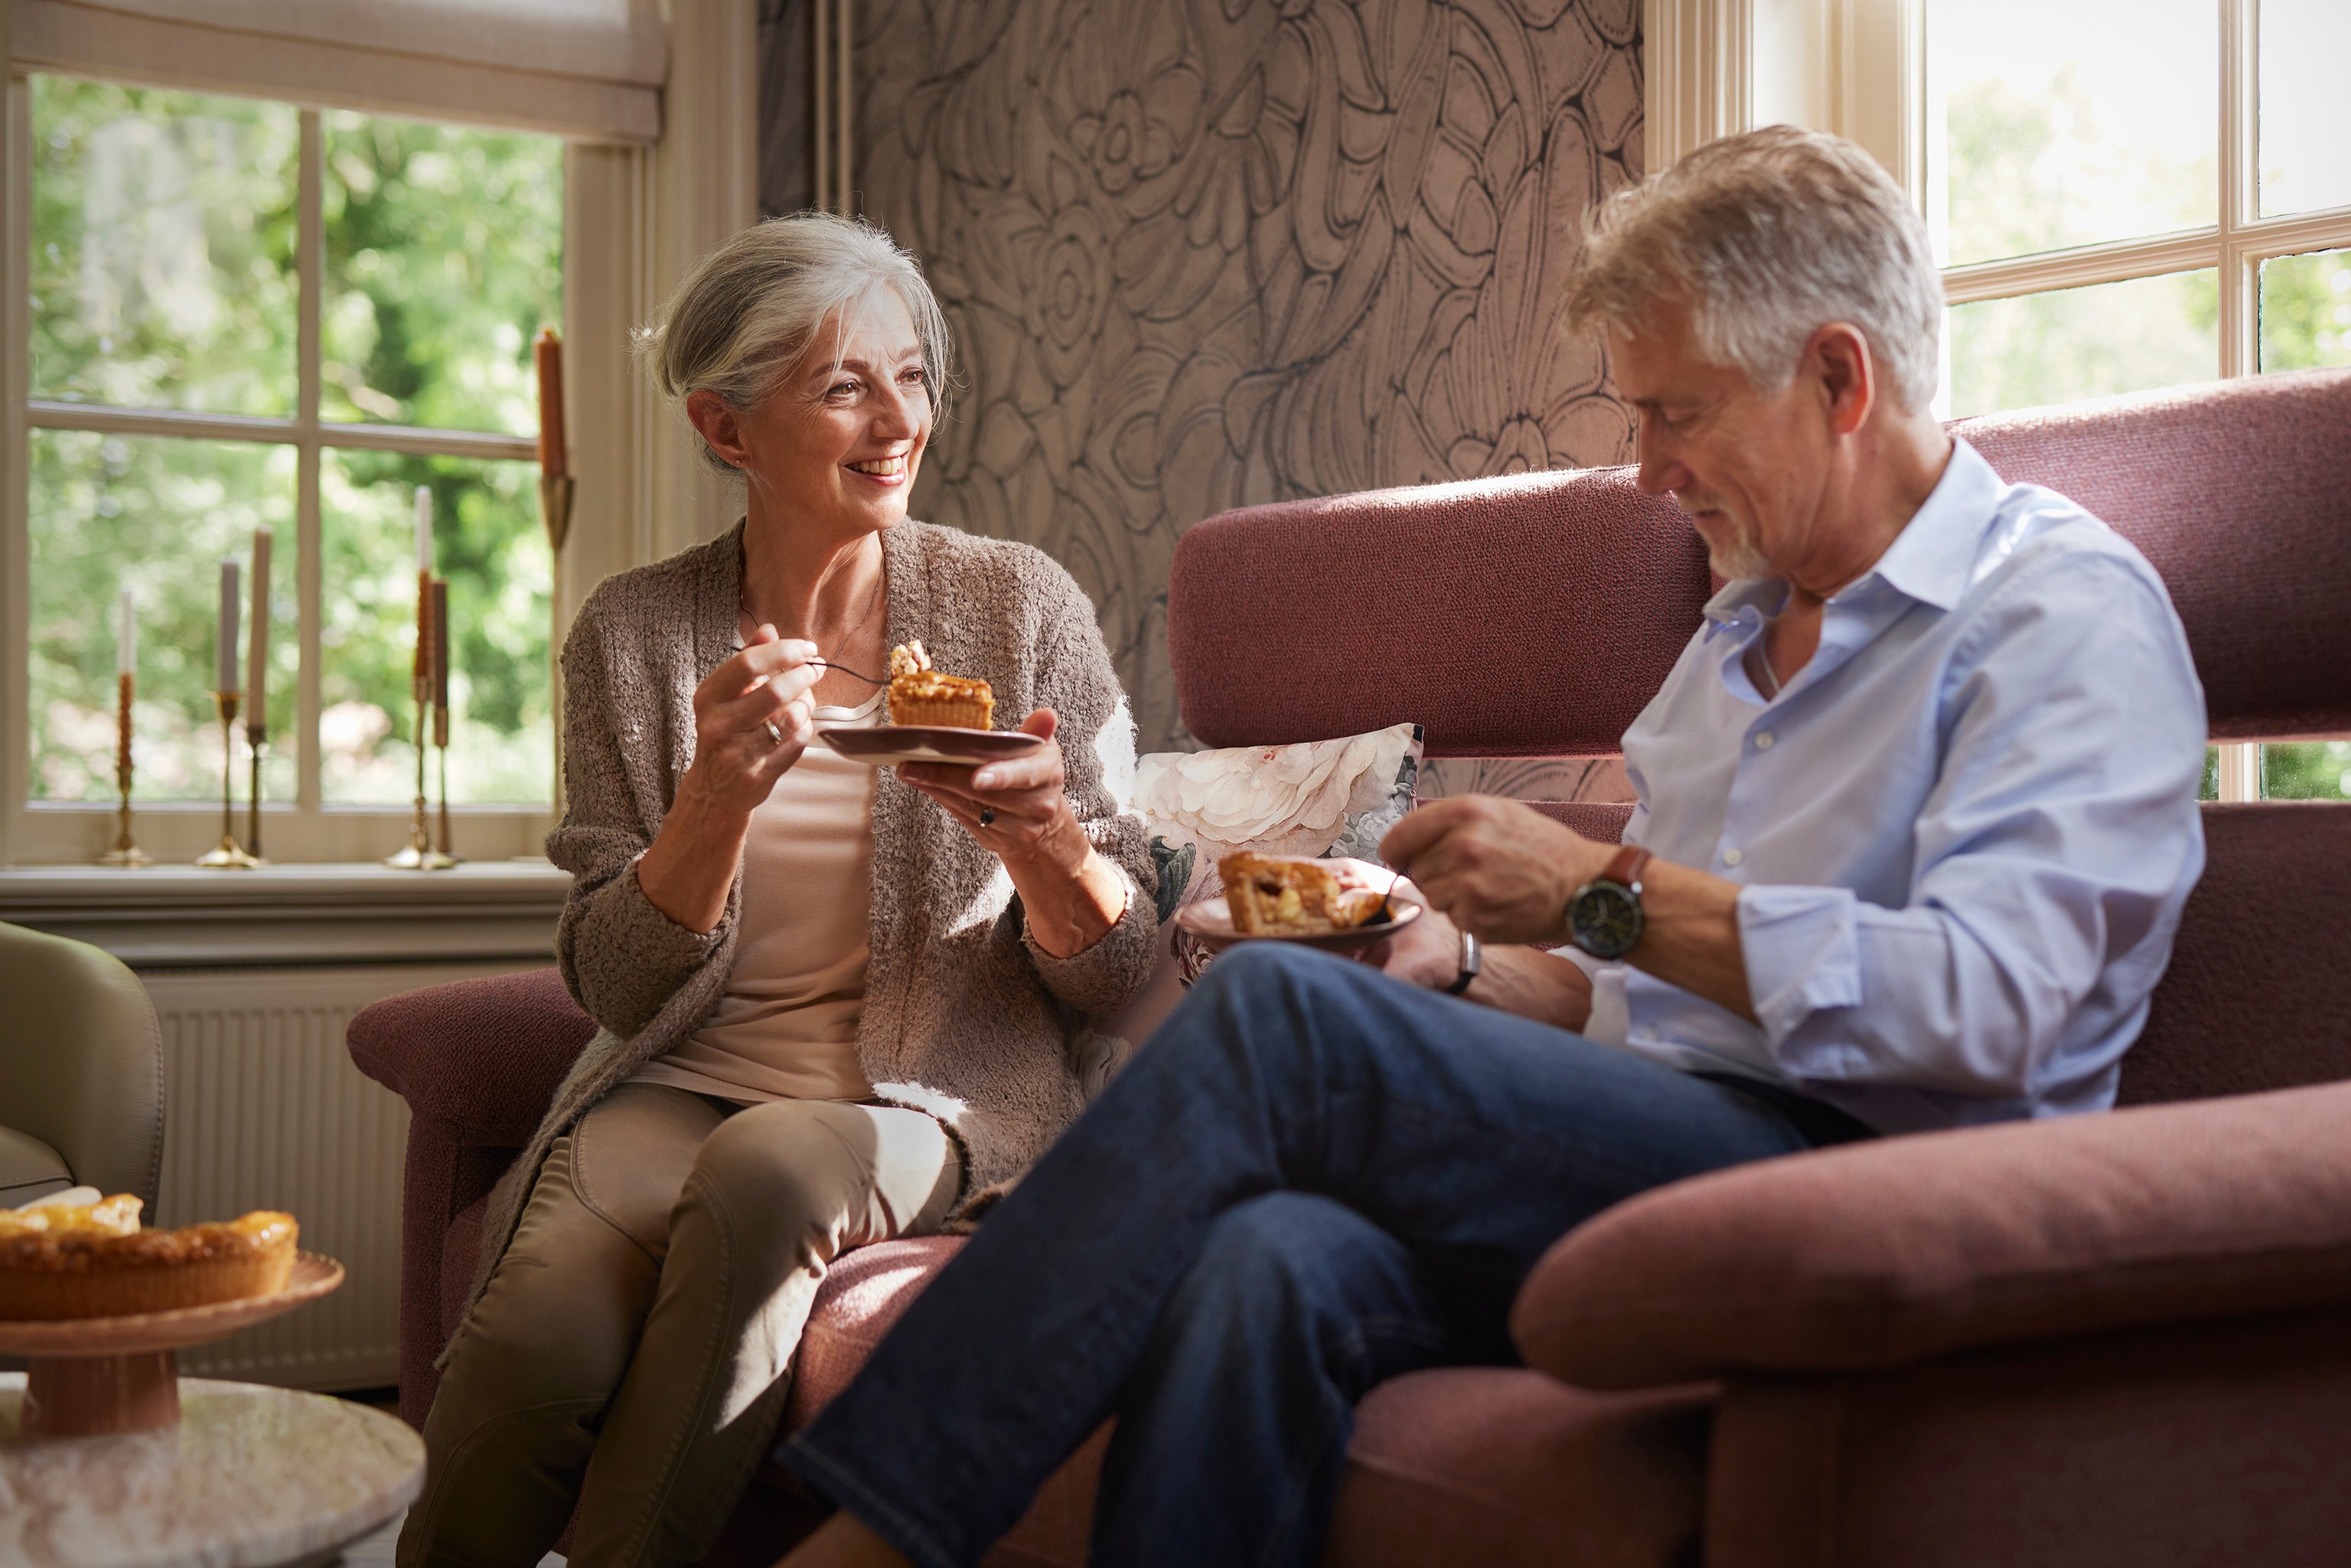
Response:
[1569,882,1642,960]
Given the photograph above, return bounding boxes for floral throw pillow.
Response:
[1132,722,1425,876]
[1084,724,1423,1081]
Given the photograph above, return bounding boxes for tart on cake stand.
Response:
[0,1251,342,1436]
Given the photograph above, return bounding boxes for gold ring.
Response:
[761,720,785,748]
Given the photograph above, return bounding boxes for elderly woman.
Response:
[397,214,1157,1568]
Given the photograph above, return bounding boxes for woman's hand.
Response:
[637,627,821,935]
[900,709,1128,957]
[678,626,823,820]
[899,709,1084,869]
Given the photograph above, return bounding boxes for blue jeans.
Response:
[781,944,1871,1567]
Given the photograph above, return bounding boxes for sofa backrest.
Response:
[1166,368,2351,1103]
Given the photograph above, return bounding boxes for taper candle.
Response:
[116,588,135,676]
[215,560,240,694]
[413,487,433,686]
[246,527,272,714]
[535,328,566,477]
[431,578,451,715]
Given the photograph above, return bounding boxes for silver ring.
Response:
[978,808,996,827]
[761,720,785,748]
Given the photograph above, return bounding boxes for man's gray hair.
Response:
[1565,126,1942,412]
[635,211,954,471]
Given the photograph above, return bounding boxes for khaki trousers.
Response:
[398,1084,961,1568]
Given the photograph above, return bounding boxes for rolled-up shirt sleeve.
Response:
[1733,552,2206,1103]
[1737,884,1863,1058]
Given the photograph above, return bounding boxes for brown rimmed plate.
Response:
[1174,895,1423,954]
[817,726,1048,768]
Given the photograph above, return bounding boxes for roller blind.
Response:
[11,0,666,142]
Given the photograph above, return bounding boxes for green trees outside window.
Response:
[25,75,562,811]
[1932,0,2351,804]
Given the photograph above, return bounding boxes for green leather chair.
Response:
[0,921,164,1211]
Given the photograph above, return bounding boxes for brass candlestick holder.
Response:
[540,472,575,817]
[538,474,574,552]
[243,719,270,867]
[98,671,153,866]
[432,695,461,866]
[385,673,453,870]
[195,691,259,869]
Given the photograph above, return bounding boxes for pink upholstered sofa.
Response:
[349,367,2351,1566]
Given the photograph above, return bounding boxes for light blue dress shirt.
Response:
[1582,438,2206,1134]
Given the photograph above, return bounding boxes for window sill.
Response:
[0,859,569,969]
[7,803,556,869]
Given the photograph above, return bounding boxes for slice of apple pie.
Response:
[886,641,996,730]
[1218,852,1388,936]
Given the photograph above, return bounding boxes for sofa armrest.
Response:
[347,967,599,1147]
[1512,1079,2351,1391]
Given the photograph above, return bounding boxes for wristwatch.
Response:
[1566,846,1654,960]
[1445,928,1482,996]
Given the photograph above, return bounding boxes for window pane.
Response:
[1929,0,2215,267]
[2258,0,2351,218]
[1946,271,2217,419]
[2258,249,2351,373]
[321,450,551,806]
[2263,742,2351,802]
[29,77,298,415]
[322,113,564,435]
[30,431,296,804]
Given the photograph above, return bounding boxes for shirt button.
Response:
[1723,847,1745,867]
[1754,732,1775,750]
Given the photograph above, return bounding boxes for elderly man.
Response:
[777,127,2206,1568]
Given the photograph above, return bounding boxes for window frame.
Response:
[2,73,563,864]
[1651,0,2351,802]
[1932,0,2351,801]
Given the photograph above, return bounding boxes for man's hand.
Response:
[1316,861,1465,989]
[1323,858,1596,1028]
[1378,797,1616,947]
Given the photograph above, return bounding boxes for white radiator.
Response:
[142,963,526,1392]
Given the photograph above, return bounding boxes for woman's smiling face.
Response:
[717,287,934,542]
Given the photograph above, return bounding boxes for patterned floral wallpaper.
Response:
[759,0,1644,777]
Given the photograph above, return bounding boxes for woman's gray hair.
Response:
[634,211,955,471]
[1564,126,1942,413]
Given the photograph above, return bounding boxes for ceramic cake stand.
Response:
[0,1252,342,1436]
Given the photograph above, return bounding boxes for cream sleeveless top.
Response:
[629,689,882,1103]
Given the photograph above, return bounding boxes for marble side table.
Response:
[0,1373,423,1567]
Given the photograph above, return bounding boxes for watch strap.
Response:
[1445,928,1482,995]
[1602,845,1653,893]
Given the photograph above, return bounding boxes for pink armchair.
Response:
[350,367,2351,1565]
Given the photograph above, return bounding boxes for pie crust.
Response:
[0,1198,299,1321]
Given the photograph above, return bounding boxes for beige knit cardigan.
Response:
[448,518,1159,1348]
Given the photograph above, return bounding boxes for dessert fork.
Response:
[728,644,889,685]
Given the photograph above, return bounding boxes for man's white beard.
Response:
[1704,521,1774,582]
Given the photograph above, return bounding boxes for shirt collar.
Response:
[1701,438,2007,626]
[1858,438,2004,612]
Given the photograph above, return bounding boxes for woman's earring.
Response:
[979,808,996,828]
